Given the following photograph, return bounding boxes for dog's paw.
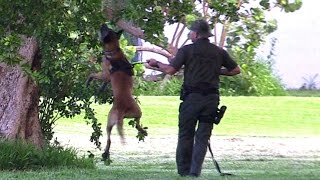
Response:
[136,127,148,141]
[102,152,109,160]
[136,126,148,136]
[101,152,113,165]
[140,129,148,137]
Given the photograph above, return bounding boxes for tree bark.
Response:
[0,37,44,148]
[135,46,173,59]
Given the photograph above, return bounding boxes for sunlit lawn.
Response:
[58,96,320,137]
[1,96,319,180]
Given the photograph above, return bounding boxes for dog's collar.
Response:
[104,48,121,59]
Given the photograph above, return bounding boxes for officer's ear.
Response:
[195,32,200,38]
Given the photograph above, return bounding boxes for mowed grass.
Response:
[1,96,319,180]
[58,96,320,137]
[1,158,319,180]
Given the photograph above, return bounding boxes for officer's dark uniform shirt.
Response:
[170,38,238,89]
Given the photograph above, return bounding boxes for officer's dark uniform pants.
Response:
[176,93,219,177]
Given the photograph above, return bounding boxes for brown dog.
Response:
[86,24,147,161]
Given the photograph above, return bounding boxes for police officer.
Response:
[146,19,240,177]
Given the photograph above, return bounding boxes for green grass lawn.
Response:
[1,158,319,180]
[1,96,319,180]
[59,96,320,137]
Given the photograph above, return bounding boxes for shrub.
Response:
[134,76,182,96]
[160,77,183,96]
[0,140,94,170]
[135,62,286,97]
[219,43,287,96]
[220,60,286,96]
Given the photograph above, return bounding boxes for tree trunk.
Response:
[0,37,44,148]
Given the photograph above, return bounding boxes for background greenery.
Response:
[287,90,320,97]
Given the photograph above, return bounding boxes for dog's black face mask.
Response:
[100,24,123,44]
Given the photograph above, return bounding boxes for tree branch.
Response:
[173,24,186,54]
[181,38,189,47]
[103,7,169,50]
[116,20,145,39]
[135,46,173,59]
[171,23,180,46]
[214,19,218,45]
[203,0,209,18]
[237,0,242,8]
[219,19,229,47]
[219,0,243,47]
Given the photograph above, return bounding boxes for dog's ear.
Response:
[101,24,109,31]
[100,24,109,42]
[100,24,109,34]
[116,30,123,39]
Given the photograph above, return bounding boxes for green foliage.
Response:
[161,77,183,96]
[221,36,286,96]
[0,0,143,148]
[119,36,137,60]
[99,0,304,66]
[207,0,241,22]
[0,35,22,65]
[134,68,285,96]
[102,0,301,97]
[133,64,145,76]
[0,0,110,148]
[221,4,287,96]
[128,118,148,141]
[277,0,303,12]
[0,140,94,170]
[185,14,198,27]
[134,76,183,96]
[103,0,194,45]
[227,6,279,51]
[220,59,286,96]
